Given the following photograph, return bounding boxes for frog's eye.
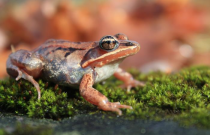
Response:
[99,35,119,51]
[114,33,128,40]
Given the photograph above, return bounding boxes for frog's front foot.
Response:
[120,79,145,92]
[114,68,145,92]
[98,101,132,115]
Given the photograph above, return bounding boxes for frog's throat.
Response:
[81,46,140,68]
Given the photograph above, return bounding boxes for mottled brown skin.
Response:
[6,33,144,115]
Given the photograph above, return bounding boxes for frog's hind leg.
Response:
[7,60,41,100]
[6,50,42,100]
[19,70,41,100]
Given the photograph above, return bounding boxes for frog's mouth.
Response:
[81,43,140,68]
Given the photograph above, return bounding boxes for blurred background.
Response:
[0,0,209,78]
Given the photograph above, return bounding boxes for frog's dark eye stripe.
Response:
[99,35,119,51]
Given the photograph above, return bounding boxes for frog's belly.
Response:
[94,61,120,83]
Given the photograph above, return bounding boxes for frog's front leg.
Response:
[114,68,145,92]
[6,50,43,100]
[80,73,132,115]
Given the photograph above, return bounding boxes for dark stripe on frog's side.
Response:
[44,47,84,56]
[55,47,79,51]
[64,52,71,57]
[55,47,84,58]
[36,46,54,56]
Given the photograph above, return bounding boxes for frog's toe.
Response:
[98,101,132,115]
[111,108,122,116]
[15,70,23,81]
[120,80,145,92]
[134,80,145,87]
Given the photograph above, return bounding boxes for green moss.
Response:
[0,79,78,119]
[96,66,210,127]
[0,66,210,128]
[27,89,74,119]
[0,79,33,113]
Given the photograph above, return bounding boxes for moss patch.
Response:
[0,66,210,128]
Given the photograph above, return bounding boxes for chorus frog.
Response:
[6,33,144,115]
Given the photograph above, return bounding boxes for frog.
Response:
[6,33,144,115]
